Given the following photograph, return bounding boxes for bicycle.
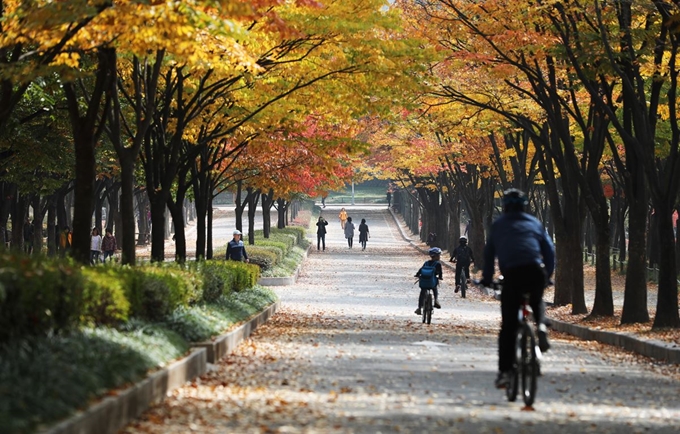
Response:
[422,288,434,324]
[456,270,468,298]
[476,280,542,407]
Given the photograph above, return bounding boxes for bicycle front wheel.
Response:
[520,322,538,406]
[424,293,433,324]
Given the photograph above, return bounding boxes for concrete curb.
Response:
[550,318,680,364]
[43,302,280,434]
[43,348,207,434]
[193,301,280,363]
[257,245,311,286]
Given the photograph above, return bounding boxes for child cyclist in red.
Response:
[414,247,443,314]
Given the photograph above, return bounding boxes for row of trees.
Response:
[0,1,430,264]
[366,1,680,329]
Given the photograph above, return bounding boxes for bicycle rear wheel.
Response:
[506,329,521,402]
[424,293,433,324]
[520,323,538,406]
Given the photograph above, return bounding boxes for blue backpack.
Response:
[418,261,438,289]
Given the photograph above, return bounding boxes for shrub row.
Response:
[0,253,260,342]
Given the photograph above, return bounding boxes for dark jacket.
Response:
[482,211,555,282]
[450,244,474,265]
[226,239,248,261]
[316,219,328,235]
[102,234,117,252]
[358,222,369,242]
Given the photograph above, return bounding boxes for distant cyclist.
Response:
[414,247,443,315]
[449,236,475,297]
[480,188,555,389]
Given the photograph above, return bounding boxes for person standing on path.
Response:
[101,228,117,263]
[316,216,328,251]
[339,208,348,230]
[480,188,554,389]
[344,216,355,248]
[358,218,370,250]
[386,191,392,208]
[226,230,249,262]
[90,227,102,265]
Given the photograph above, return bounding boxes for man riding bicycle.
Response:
[480,189,555,389]
[449,236,474,297]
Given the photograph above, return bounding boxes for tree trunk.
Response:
[276,198,287,229]
[590,219,614,316]
[47,194,58,256]
[246,188,260,245]
[652,205,680,328]
[149,195,167,262]
[262,189,274,238]
[621,192,649,324]
[207,194,214,260]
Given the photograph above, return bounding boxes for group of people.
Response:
[89,228,118,265]
[316,207,371,251]
[414,188,555,391]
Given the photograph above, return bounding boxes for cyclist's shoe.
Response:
[538,323,551,353]
[415,308,422,315]
[495,371,512,389]
[454,285,460,293]
[434,299,441,309]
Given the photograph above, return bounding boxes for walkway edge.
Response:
[193,301,280,363]
[388,208,457,273]
[43,348,207,434]
[257,245,311,286]
[550,318,680,363]
[43,302,280,434]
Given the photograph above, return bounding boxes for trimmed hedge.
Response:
[0,254,261,342]
[0,254,85,342]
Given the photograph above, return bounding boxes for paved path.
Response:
[124,205,680,434]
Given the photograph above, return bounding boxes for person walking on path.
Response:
[358,218,370,250]
[339,208,348,230]
[226,230,249,262]
[386,191,392,208]
[316,216,328,251]
[101,229,117,263]
[90,227,102,265]
[480,188,555,389]
[344,216,355,248]
[450,236,475,298]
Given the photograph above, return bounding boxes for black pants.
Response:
[317,233,326,250]
[347,236,353,248]
[418,286,439,308]
[498,264,546,372]
[455,262,470,287]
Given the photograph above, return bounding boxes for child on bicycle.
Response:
[414,247,443,315]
